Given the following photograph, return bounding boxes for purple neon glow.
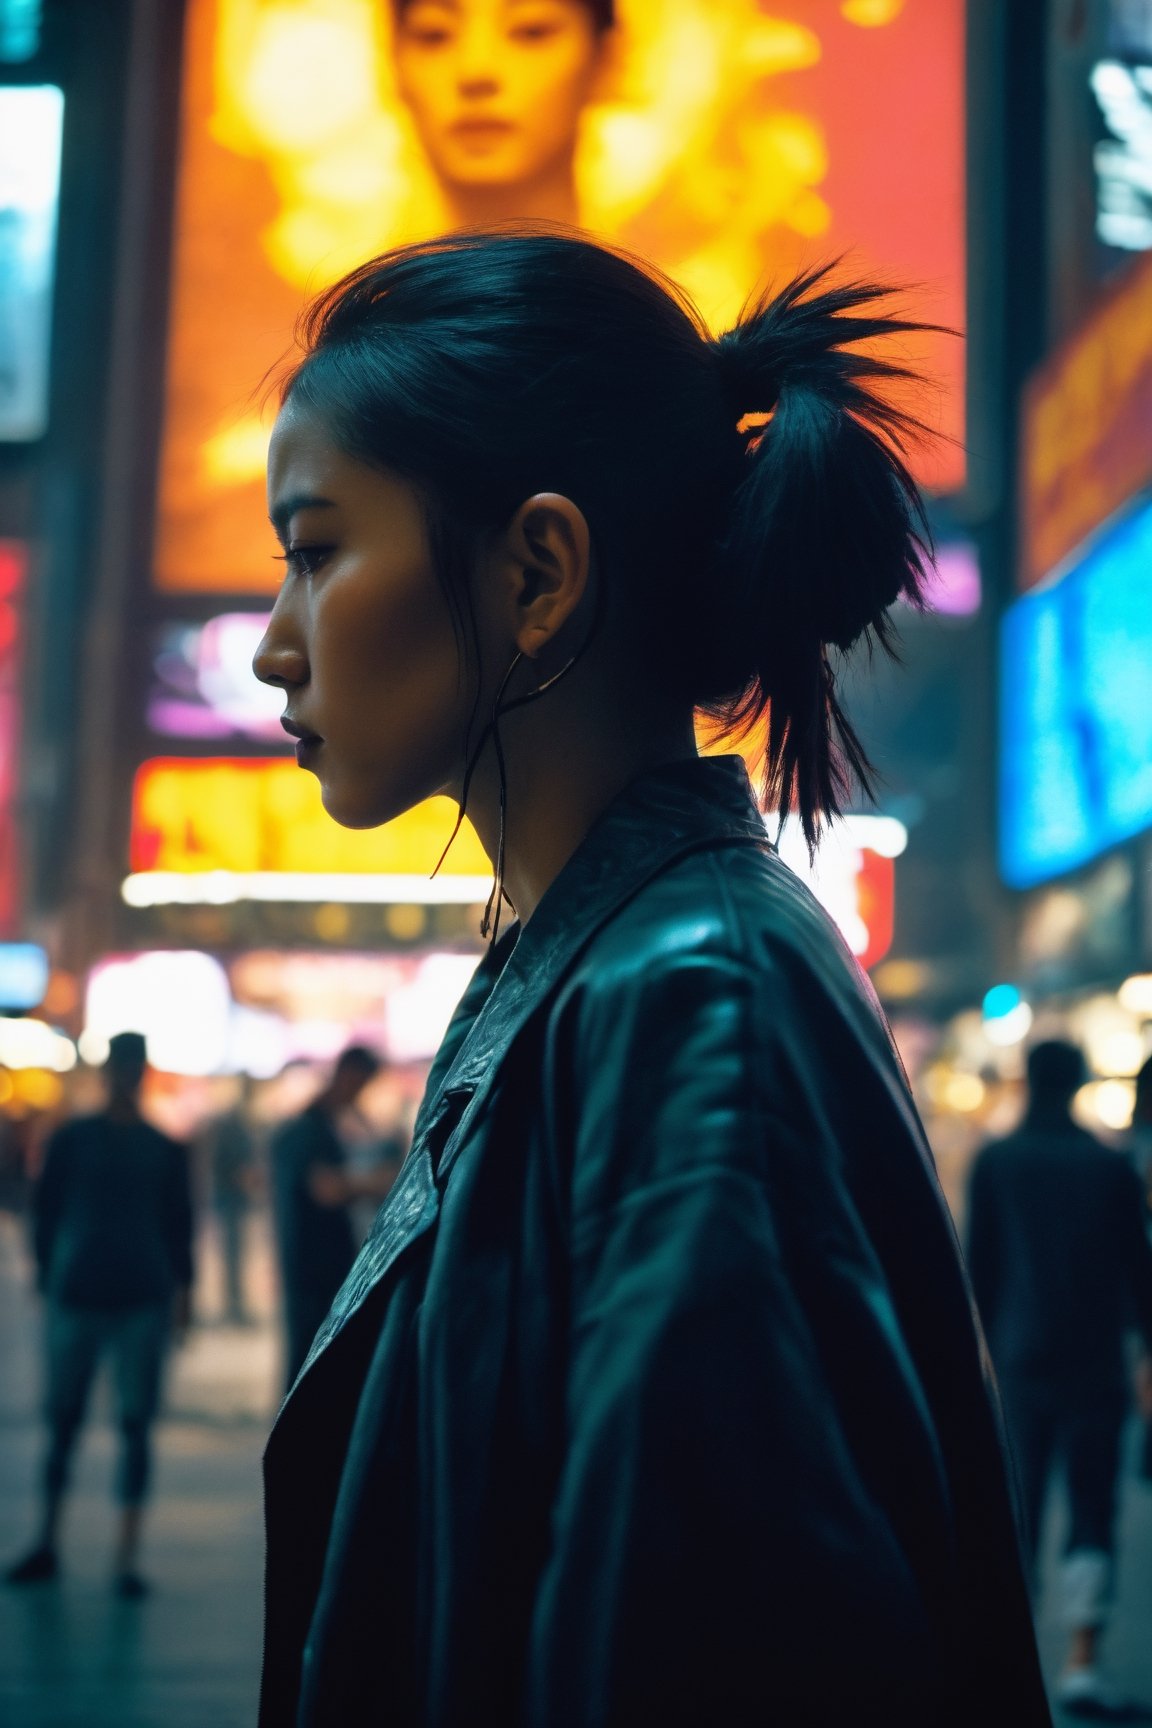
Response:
[921,542,981,617]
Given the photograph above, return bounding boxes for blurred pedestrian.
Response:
[967,1039,1152,1719]
[203,1076,260,1324]
[5,1032,194,1598]
[1132,1053,1152,1207]
[271,1045,395,1389]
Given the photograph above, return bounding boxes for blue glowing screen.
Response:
[0,941,47,1009]
[1000,497,1152,889]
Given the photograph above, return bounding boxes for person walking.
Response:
[204,1078,260,1324]
[5,1032,194,1598]
[251,230,1049,1725]
[270,1045,394,1389]
[967,1039,1152,1719]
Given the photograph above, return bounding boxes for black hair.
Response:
[282,228,935,846]
[106,1030,147,1077]
[1025,1040,1087,1107]
[392,0,616,29]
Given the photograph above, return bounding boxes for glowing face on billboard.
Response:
[154,0,964,594]
[390,0,611,224]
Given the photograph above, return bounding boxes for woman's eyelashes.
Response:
[276,544,334,580]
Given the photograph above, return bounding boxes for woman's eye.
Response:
[509,22,560,43]
[400,10,455,47]
[279,545,332,580]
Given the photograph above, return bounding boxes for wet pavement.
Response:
[2,1208,1152,1724]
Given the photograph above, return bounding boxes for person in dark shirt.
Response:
[271,1045,394,1388]
[967,1039,1152,1719]
[204,1078,260,1324]
[5,1032,194,1598]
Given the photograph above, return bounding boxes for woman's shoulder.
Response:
[547,837,895,1090]
[570,839,862,1000]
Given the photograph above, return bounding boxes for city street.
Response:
[2,1210,1152,1724]
[0,1211,277,1728]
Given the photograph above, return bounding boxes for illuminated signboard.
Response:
[1092,3,1152,252]
[0,539,24,932]
[1000,495,1152,889]
[1020,246,1152,591]
[776,812,903,971]
[148,613,284,741]
[0,2,43,63]
[125,757,493,903]
[0,940,47,1009]
[0,85,63,441]
[154,0,965,595]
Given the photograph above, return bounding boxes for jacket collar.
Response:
[420,754,769,1136]
[276,756,770,1407]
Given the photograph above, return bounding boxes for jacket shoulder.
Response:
[565,840,876,1022]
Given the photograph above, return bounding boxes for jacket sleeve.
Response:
[526,950,943,1726]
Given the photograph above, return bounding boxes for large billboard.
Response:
[1020,246,1152,593]
[999,495,1152,890]
[154,0,966,595]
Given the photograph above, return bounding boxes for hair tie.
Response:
[710,336,779,439]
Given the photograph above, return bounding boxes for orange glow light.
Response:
[130,757,491,877]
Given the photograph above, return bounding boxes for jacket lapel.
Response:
[284,757,771,1391]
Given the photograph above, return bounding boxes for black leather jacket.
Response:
[261,757,1050,1727]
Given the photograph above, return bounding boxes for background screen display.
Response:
[153,0,966,594]
[1000,496,1152,888]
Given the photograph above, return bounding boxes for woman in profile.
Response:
[254,230,1050,1726]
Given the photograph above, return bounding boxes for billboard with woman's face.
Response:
[154,0,965,594]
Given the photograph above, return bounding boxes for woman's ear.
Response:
[502,493,591,660]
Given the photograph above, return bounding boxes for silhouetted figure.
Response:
[967,1040,1152,1719]
[271,1046,391,1389]
[6,1032,194,1598]
[205,1081,259,1324]
[1133,1053,1152,1208]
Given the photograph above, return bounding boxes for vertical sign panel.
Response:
[0,540,25,931]
[0,85,63,442]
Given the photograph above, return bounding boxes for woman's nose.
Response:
[252,624,307,691]
[456,23,501,94]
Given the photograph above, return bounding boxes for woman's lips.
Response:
[450,118,515,142]
[280,716,323,765]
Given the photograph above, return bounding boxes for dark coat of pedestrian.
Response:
[270,1046,386,1388]
[6,1031,193,1597]
[967,1039,1152,1716]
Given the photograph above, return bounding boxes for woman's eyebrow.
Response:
[269,494,337,539]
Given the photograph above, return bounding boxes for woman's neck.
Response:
[464,693,697,928]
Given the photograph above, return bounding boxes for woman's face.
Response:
[254,400,477,831]
[392,0,607,193]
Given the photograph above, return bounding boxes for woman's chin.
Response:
[317,777,418,834]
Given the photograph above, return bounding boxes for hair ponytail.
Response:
[705,265,938,850]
